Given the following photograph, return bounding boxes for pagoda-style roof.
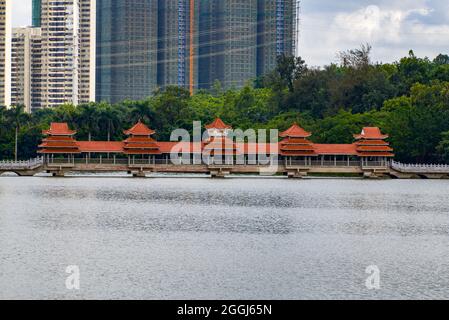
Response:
[354,127,389,140]
[203,136,239,156]
[205,118,232,130]
[357,145,393,152]
[38,138,81,154]
[123,121,161,155]
[354,127,394,157]
[279,123,316,156]
[124,120,155,136]
[280,124,312,138]
[43,123,76,136]
[355,140,389,146]
[39,122,80,154]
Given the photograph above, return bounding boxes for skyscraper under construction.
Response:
[157,0,199,93]
[257,0,297,76]
[96,0,159,103]
[93,0,298,102]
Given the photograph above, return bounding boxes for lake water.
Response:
[0,176,448,300]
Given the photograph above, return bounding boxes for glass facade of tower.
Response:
[32,0,42,27]
[157,0,199,91]
[96,0,159,103]
[198,0,258,89]
[257,0,295,76]
[96,0,296,100]
[198,0,295,90]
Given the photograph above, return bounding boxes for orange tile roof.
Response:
[280,124,312,138]
[358,152,395,157]
[38,148,81,154]
[356,140,389,146]
[157,142,195,154]
[354,127,389,140]
[280,138,313,145]
[204,137,237,150]
[281,145,315,151]
[357,146,393,152]
[124,150,163,155]
[124,143,160,149]
[314,144,358,155]
[281,151,318,156]
[205,118,232,130]
[77,141,124,153]
[124,136,158,143]
[43,123,76,136]
[39,141,80,148]
[124,121,155,136]
[243,143,279,154]
[43,136,77,142]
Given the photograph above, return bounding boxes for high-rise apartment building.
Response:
[199,0,258,90]
[95,0,297,101]
[157,0,199,93]
[32,0,42,27]
[199,0,296,90]
[257,0,296,76]
[96,0,158,103]
[40,0,96,108]
[0,0,11,106]
[11,27,43,113]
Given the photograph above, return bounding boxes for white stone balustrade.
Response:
[0,157,44,170]
[391,161,449,173]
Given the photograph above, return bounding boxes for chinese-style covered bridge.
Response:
[1,119,448,179]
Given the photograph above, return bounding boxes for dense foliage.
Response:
[1,47,449,163]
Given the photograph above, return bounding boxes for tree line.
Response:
[1,45,449,163]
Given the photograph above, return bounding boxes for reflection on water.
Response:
[1,177,449,299]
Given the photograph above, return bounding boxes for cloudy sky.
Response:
[12,0,449,66]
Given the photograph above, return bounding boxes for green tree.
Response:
[151,86,194,139]
[437,131,449,163]
[75,103,101,141]
[6,105,30,161]
[266,54,307,93]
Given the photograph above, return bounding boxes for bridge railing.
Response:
[0,157,44,170]
[40,157,391,168]
[391,161,449,173]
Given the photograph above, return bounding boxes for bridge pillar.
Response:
[132,171,146,178]
[287,170,308,179]
[51,170,65,177]
[421,173,447,179]
[210,170,230,178]
[17,171,36,177]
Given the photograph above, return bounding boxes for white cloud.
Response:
[300,0,449,66]
[11,0,449,66]
[12,0,32,27]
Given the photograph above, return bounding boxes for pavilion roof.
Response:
[77,141,124,153]
[355,140,389,146]
[280,137,314,145]
[354,127,389,140]
[357,152,395,158]
[280,124,312,138]
[38,148,81,154]
[43,123,76,136]
[313,144,358,156]
[357,145,393,152]
[124,121,155,136]
[205,118,232,130]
